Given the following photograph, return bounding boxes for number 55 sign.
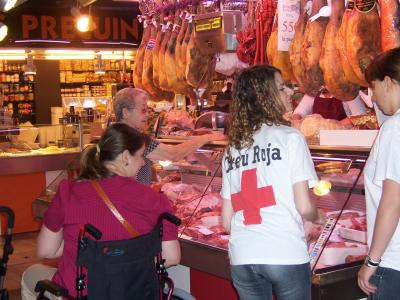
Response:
[278,0,300,51]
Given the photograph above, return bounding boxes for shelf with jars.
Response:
[0,61,36,124]
[60,59,132,82]
[59,59,132,100]
[60,83,112,98]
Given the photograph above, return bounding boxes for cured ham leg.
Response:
[289,0,309,90]
[320,0,359,100]
[152,19,165,89]
[345,0,380,86]
[301,0,329,96]
[336,8,365,86]
[142,23,173,100]
[165,12,189,94]
[380,0,400,51]
[185,26,215,90]
[158,20,173,91]
[175,12,189,81]
[267,12,294,82]
[133,19,151,89]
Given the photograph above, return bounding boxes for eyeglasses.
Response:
[126,107,150,114]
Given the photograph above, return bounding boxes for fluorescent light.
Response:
[0,49,25,54]
[0,55,26,60]
[45,55,95,60]
[43,50,134,60]
[44,49,96,59]
[4,0,17,11]
[45,50,95,54]
[0,23,8,42]
[15,39,70,44]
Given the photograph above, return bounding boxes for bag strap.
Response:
[91,180,140,237]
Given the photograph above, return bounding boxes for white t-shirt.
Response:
[364,109,400,271]
[221,124,319,265]
[294,93,367,118]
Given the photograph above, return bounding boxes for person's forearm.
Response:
[368,180,400,261]
[167,135,211,162]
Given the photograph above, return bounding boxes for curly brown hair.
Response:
[228,65,290,152]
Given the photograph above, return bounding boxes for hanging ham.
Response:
[289,0,309,90]
[345,0,380,86]
[158,20,174,91]
[320,0,359,100]
[335,6,365,86]
[142,23,173,100]
[165,13,188,93]
[266,12,294,82]
[175,12,189,81]
[185,18,215,91]
[380,0,400,51]
[300,0,329,96]
[133,19,151,89]
[152,18,165,89]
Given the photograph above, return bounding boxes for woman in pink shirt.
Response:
[21,123,180,299]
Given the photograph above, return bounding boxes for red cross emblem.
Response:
[231,168,276,225]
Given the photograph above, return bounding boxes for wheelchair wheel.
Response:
[0,289,9,300]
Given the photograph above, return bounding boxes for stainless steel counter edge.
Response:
[0,151,80,176]
[155,137,371,153]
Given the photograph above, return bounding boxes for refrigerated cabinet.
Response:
[160,143,369,300]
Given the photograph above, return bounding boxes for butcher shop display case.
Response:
[158,145,369,300]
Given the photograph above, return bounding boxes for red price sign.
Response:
[281,21,295,33]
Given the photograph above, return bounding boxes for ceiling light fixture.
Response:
[4,0,17,11]
[24,53,36,75]
[76,15,90,32]
[0,23,8,42]
[74,4,96,32]
[78,0,97,7]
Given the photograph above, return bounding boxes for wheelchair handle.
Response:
[84,224,102,240]
[159,213,181,226]
[0,206,15,229]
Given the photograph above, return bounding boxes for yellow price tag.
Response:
[195,17,222,32]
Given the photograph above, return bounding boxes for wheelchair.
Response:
[35,213,185,300]
[0,206,15,300]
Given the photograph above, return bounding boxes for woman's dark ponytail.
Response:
[79,145,110,180]
[78,123,146,180]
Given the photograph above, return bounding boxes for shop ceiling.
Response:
[1,0,140,12]
[0,0,142,50]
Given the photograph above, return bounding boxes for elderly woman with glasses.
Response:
[113,88,223,185]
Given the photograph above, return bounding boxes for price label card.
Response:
[278,0,300,51]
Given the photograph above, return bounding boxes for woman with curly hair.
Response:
[221,65,325,300]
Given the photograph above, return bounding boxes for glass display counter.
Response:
[156,141,369,300]
[0,123,82,175]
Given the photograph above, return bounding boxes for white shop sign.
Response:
[277,0,300,51]
[320,130,379,147]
